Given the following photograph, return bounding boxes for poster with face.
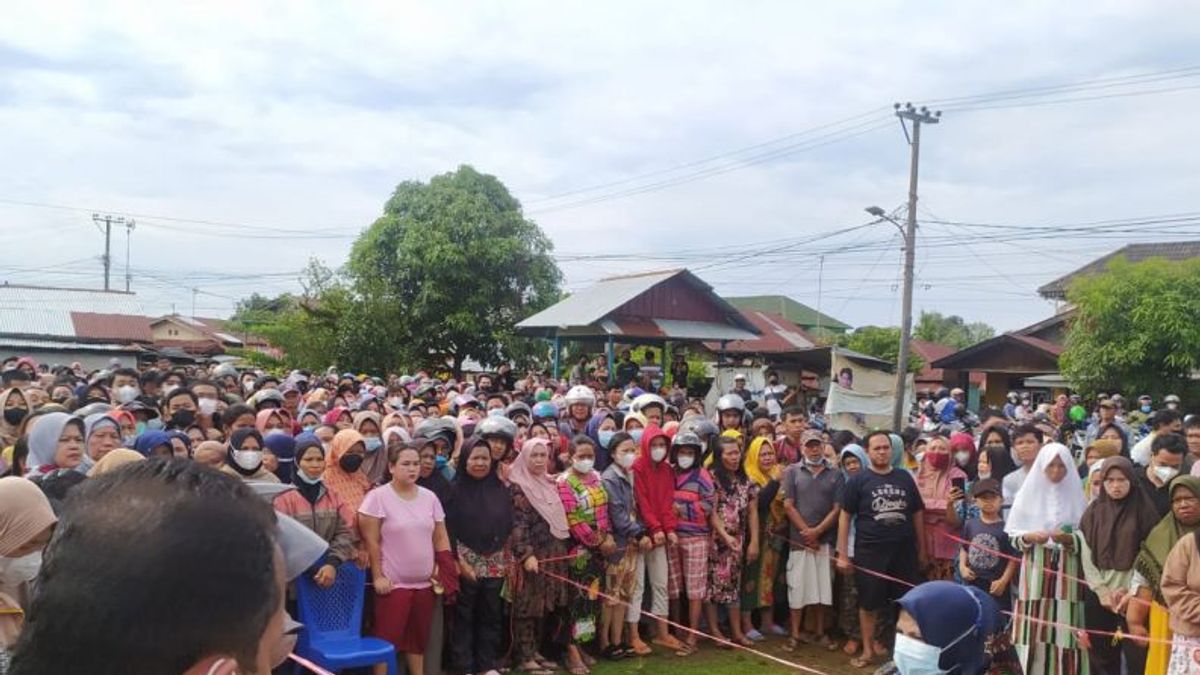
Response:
[825,350,912,436]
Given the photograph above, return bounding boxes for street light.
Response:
[864,206,905,234]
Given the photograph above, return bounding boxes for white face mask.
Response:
[233,449,263,471]
[572,458,594,474]
[676,454,695,470]
[954,451,970,467]
[1154,465,1180,483]
[264,428,287,438]
[976,470,991,481]
[116,385,139,404]
[892,633,950,675]
[616,451,636,469]
[198,397,218,415]
[650,446,668,462]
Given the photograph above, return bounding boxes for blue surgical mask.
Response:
[303,425,317,434]
[598,430,615,449]
[135,421,147,435]
[435,455,448,469]
[296,470,323,485]
[892,634,946,675]
[1141,404,1152,413]
[630,429,644,443]
[146,418,164,431]
[363,437,383,453]
[122,435,138,448]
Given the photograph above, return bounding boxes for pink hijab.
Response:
[508,438,569,540]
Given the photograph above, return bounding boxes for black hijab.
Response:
[291,433,326,505]
[445,437,514,555]
[226,428,265,478]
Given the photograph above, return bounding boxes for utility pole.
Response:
[815,255,825,337]
[92,213,129,291]
[192,288,198,318]
[123,219,136,292]
[891,102,940,431]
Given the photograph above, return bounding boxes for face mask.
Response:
[976,470,991,481]
[892,633,948,675]
[265,428,288,438]
[243,381,256,393]
[296,470,323,485]
[954,451,971,467]
[3,408,27,426]
[198,397,218,415]
[616,451,636,469]
[927,453,950,471]
[677,454,695,470]
[598,430,615,449]
[388,397,404,409]
[651,446,668,463]
[163,384,179,397]
[434,455,448,470]
[169,410,196,428]
[232,449,263,472]
[1141,404,1153,414]
[122,435,137,448]
[146,418,165,431]
[116,385,139,404]
[629,429,644,443]
[914,451,926,465]
[572,458,594,474]
[804,455,825,467]
[339,454,364,473]
[1154,465,1179,483]
[302,425,317,434]
[363,437,383,453]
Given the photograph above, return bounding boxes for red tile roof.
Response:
[70,312,154,343]
[912,339,985,389]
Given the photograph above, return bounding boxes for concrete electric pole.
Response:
[891,102,940,431]
[92,213,130,292]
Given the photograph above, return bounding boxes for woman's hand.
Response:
[600,535,617,557]
[1023,531,1050,545]
[373,576,394,595]
[746,543,760,564]
[639,536,654,552]
[723,533,737,551]
[458,557,478,583]
[836,555,852,575]
[314,564,337,589]
[959,563,977,582]
[1050,532,1075,550]
[523,555,539,574]
[355,549,370,568]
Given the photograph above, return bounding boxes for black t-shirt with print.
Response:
[840,467,925,547]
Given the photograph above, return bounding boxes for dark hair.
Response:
[1,369,31,385]
[389,442,421,466]
[3,435,29,477]
[1096,423,1129,455]
[1152,432,1188,456]
[830,429,860,452]
[219,403,256,434]
[862,430,892,451]
[111,367,140,382]
[138,369,161,386]
[781,405,806,422]
[899,426,921,448]
[1185,416,1200,431]
[607,431,634,454]
[162,386,198,408]
[711,436,747,492]
[1155,409,1183,430]
[567,434,595,457]
[11,459,279,675]
[455,437,496,475]
[1010,423,1044,444]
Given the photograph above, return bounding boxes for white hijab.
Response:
[1005,442,1086,536]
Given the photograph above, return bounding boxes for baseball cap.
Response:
[970,478,1002,498]
[801,429,824,445]
[1098,400,1116,409]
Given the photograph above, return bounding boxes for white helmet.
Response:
[716,394,746,413]
[564,385,596,407]
[632,393,667,415]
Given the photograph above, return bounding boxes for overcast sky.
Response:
[2,1,1199,332]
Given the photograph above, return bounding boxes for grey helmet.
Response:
[476,416,517,441]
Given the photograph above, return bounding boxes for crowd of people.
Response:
[0,353,1199,674]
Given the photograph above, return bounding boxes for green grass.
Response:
[588,637,869,675]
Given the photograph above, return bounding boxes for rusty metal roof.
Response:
[0,285,144,339]
[1038,241,1200,299]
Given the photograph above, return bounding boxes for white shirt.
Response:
[1131,432,1155,467]
[1002,465,1031,507]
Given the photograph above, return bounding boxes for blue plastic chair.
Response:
[294,561,398,675]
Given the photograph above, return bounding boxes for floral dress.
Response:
[558,470,611,644]
[708,477,759,604]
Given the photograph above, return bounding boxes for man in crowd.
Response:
[615,349,640,388]
[775,406,808,466]
[1131,408,1183,466]
[1086,398,1129,446]
[1136,432,1187,517]
[730,373,752,403]
[1002,424,1043,509]
[782,429,842,647]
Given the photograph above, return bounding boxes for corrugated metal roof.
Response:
[725,295,851,331]
[597,318,758,341]
[706,310,816,354]
[1038,241,1200,299]
[0,285,144,339]
[0,337,144,352]
[518,270,683,330]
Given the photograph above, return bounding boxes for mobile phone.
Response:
[951,477,966,494]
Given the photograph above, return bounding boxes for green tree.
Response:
[1060,256,1200,399]
[913,311,994,349]
[836,326,924,373]
[347,165,562,376]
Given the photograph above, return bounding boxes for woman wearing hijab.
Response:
[978,426,1018,481]
[219,427,280,483]
[949,431,977,479]
[164,430,191,459]
[416,437,451,505]
[1005,442,1089,674]
[262,433,296,484]
[445,437,514,675]
[1078,456,1158,674]
[890,580,1001,675]
[915,435,967,582]
[323,428,372,517]
[739,436,787,640]
[353,410,389,486]
[133,430,173,458]
[80,413,122,473]
[1160,480,1200,675]
[0,475,57,609]
[0,388,31,450]
[273,433,356,589]
[24,412,84,480]
[86,448,144,477]
[1080,439,1122,501]
[1128,475,1200,672]
[507,437,570,675]
[255,409,290,437]
[584,411,617,472]
[323,407,353,431]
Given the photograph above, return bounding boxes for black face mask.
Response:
[3,408,27,426]
[339,454,364,473]
[169,410,196,428]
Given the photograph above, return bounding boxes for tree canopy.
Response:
[1060,256,1200,398]
[836,325,924,373]
[913,311,994,350]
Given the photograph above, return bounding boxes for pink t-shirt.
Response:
[358,484,444,589]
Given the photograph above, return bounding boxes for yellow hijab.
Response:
[744,436,781,486]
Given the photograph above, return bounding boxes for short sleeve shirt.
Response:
[359,484,444,589]
[961,517,1015,582]
[781,462,844,545]
[839,468,925,547]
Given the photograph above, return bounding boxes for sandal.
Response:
[600,645,625,661]
[534,655,559,671]
[674,642,697,657]
[842,639,860,656]
[566,661,589,675]
[628,640,653,656]
[850,654,882,669]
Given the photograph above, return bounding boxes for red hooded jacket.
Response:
[631,425,678,536]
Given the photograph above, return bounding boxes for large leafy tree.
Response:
[1060,256,1200,398]
[913,311,994,349]
[836,326,924,373]
[230,259,348,371]
[348,165,562,375]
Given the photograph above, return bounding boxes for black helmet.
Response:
[476,416,517,441]
[677,417,718,442]
[672,431,703,450]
